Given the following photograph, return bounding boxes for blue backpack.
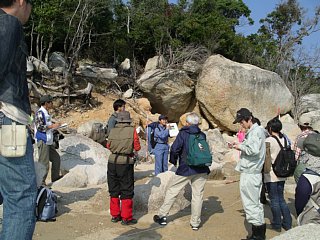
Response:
[36,187,58,222]
[186,134,212,167]
[148,122,160,149]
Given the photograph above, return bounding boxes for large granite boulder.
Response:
[76,64,118,80]
[53,134,110,188]
[29,56,51,75]
[280,114,302,144]
[137,69,196,122]
[299,94,320,114]
[48,52,67,69]
[134,170,191,213]
[77,120,105,138]
[196,55,294,132]
[144,56,166,72]
[271,224,320,240]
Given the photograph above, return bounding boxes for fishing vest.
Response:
[107,123,135,164]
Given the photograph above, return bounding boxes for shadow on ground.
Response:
[54,187,100,216]
[113,195,223,239]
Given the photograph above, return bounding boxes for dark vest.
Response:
[108,123,135,164]
[0,9,31,115]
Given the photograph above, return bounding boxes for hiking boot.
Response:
[190,224,199,231]
[111,216,122,223]
[153,215,167,225]
[121,218,137,225]
[52,175,63,182]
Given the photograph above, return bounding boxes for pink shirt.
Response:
[237,130,245,143]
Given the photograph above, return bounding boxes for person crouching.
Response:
[106,111,141,225]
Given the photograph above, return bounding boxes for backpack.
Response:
[186,134,212,167]
[89,122,106,144]
[271,135,297,177]
[36,186,58,222]
[148,122,160,149]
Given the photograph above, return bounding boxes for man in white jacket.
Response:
[230,108,266,240]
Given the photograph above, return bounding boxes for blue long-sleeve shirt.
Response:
[154,124,169,144]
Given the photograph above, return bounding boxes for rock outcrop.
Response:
[134,170,191,213]
[196,55,294,132]
[53,134,110,188]
[299,94,320,114]
[137,69,196,121]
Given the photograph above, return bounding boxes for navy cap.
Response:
[159,115,168,120]
[233,108,252,124]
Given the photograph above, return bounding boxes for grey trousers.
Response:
[158,173,207,227]
[37,141,61,183]
[240,173,265,226]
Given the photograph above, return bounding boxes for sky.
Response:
[237,0,320,50]
[168,0,320,50]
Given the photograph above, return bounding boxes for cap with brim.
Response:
[159,115,168,120]
[40,95,53,104]
[116,111,132,123]
[299,116,312,128]
[233,108,252,124]
[297,133,320,157]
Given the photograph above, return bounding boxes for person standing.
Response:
[153,112,210,230]
[295,133,320,219]
[106,111,141,225]
[264,118,292,232]
[0,1,37,239]
[230,108,266,240]
[153,115,170,176]
[293,121,315,160]
[35,95,62,185]
[105,99,126,138]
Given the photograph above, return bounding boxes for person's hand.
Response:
[53,122,61,128]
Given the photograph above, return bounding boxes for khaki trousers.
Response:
[37,141,61,183]
[158,173,207,227]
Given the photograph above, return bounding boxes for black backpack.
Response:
[271,135,297,178]
[148,122,160,149]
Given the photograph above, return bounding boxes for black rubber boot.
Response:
[248,224,266,240]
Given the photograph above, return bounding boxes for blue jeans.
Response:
[154,144,169,176]
[0,113,37,240]
[266,181,292,230]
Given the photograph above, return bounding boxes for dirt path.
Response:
[33,163,296,240]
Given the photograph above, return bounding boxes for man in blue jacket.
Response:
[153,112,210,230]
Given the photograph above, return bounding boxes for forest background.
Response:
[25,0,320,117]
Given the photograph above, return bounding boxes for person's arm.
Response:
[133,130,141,151]
[237,132,263,156]
[169,132,184,166]
[293,137,301,160]
[35,111,47,132]
[106,116,116,136]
